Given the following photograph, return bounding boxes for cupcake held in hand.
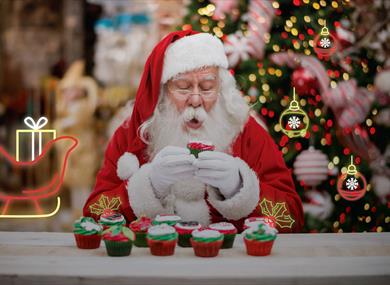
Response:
[175,221,202,247]
[190,229,224,257]
[102,225,135,257]
[99,209,126,229]
[187,140,215,158]
[147,224,178,256]
[208,222,237,249]
[73,216,103,249]
[129,215,152,247]
[243,222,278,256]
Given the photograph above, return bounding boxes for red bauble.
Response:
[292,67,319,96]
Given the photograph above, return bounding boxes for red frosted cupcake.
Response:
[190,229,224,257]
[102,225,135,256]
[175,221,202,247]
[187,140,215,158]
[243,222,278,256]
[73,217,103,249]
[208,222,237,249]
[129,216,152,247]
[147,224,178,256]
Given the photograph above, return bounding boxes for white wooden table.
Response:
[0,231,389,285]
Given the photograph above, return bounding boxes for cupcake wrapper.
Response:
[189,149,202,158]
[190,238,223,257]
[104,240,132,256]
[134,232,148,247]
[74,234,101,249]
[147,238,177,256]
[244,238,274,256]
[221,234,236,249]
[178,233,192,247]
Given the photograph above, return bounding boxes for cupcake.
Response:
[175,221,202,247]
[152,214,181,226]
[244,216,276,230]
[146,224,178,256]
[243,222,278,256]
[129,216,152,247]
[102,225,135,257]
[187,140,215,158]
[99,209,126,229]
[73,217,103,249]
[208,222,237,249]
[191,229,224,257]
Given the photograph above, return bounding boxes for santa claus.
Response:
[83,30,304,233]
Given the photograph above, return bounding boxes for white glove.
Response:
[193,151,242,199]
[149,146,196,198]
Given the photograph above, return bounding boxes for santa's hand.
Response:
[193,151,242,199]
[149,146,196,198]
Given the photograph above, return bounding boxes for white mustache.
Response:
[182,106,208,123]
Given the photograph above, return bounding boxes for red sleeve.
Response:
[82,126,136,223]
[210,117,304,233]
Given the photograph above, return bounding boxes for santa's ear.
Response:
[117,152,140,180]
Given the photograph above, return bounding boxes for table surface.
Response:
[0,231,389,285]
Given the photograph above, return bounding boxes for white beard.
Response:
[146,95,244,159]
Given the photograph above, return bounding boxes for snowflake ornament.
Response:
[224,33,251,68]
[320,37,331,48]
[346,177,359,190]
[288,116,301,129]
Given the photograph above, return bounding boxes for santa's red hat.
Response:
[115,30,229,180]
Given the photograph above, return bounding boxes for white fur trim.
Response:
[117,152,140,180]
[161,33,228,83]
[127,163,212,224]
[207,157,260,220]
[127,163,174,218]
[172,178,211,226]
[175,199,211,226]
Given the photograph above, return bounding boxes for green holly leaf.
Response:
[122,227,135,241]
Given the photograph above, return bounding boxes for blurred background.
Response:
[0,0,389,233]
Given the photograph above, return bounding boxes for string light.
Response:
[262,83,270,91]
[313,2,320,9]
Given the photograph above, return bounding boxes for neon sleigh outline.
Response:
[0,136,78,218]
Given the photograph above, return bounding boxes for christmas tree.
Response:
[182,0,390,232]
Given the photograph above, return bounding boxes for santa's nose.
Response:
[189,93,202,108]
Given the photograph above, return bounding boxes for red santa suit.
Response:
[83,30,304,233]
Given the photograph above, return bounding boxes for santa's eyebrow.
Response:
[171,75,190,82]
[199,74,217,81]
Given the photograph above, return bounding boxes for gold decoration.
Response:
[279,88,310,138]
[89,195,121,216]
[259,198,295,229]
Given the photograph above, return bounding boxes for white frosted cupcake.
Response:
[152,214,181,226]
[191,229,224,257]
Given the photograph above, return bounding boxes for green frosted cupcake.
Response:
[73,217,103,249]
[99,209,126,229]
[147,224,178,256]
[243,222,278,256]
[102,225,135,257]
[191,229,224,257]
